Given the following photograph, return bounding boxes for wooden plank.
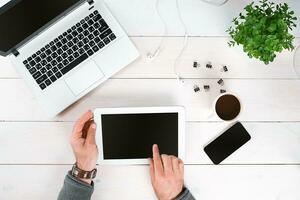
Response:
[1,37,299,79]
[104,0,300,37]
[0,165,300,199]
[1,122,300,164]
[0,79,299,121]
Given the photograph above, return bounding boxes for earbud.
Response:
[146,49,161,60]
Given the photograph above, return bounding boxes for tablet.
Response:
[94,107,185,165]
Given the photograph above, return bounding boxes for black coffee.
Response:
[215,94,241,121]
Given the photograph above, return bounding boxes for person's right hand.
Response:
[149,144,184,200]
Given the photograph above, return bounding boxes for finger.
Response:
[171,156,180,174]
[149,158,155,183]
[73,110,93,138]
[179,159,184,175]
[86,123,97,145]
[152,144,163,176]
[161,154,173,175]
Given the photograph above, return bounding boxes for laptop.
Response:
[0,0,139,116]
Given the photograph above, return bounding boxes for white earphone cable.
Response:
[200,0,229,6]
[173,0,189,82]
[148,0,168,59]
[293,44,300,79]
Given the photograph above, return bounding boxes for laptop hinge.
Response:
[87,0,94,5]
[12,49,20,57]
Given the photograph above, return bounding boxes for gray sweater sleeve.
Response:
[57,172,94,200]
[58,172,195,200]
[176,188,196,200]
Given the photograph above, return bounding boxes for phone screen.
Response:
[204,122,251,164]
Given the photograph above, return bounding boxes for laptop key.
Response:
[57,56,62,62]
[47,71,53,77]
[74,52,80,58]
[36,64,42,70]
[51,60,57,66]
[98,41,105,49]
[94,10,99,15]
[41,60,47,66]
[58,63,64,69]
[83,44,90,51]
[109,33,116,41]
[45,79,51,86]
[93,14,101,22]
[95,37,100,43]
[33,71,42,79]
[87,49,94,56]
[78,48,85,54]
[99,19,109,32]
[40,67,47,74]
[68,55,75,62]
[36,74,47,84]
[52,66,58,72]
[61,53,88,75]
[63,60,69,66]
[25,64,31,69]
[40,53,46,59]
[62,53,68,59]
[39,83,46,90]
[87,19,94,26]
[50,75,57,82]
[103,37,110,45]
[100,29,112,39]
[92,45,99,52]
[57,49,63,55]
[46,64,52,70]
[55,72,62,78]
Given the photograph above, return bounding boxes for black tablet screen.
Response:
[101,113,178,159]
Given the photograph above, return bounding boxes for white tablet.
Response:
[94,106,185,165]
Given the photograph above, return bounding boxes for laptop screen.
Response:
[0,0,83,56]
[101,113,178,159]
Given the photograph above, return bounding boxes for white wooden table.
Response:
[0,0,300,199]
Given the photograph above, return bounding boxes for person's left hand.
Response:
[70,110,98,184]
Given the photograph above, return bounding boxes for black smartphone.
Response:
[204,122,251,164]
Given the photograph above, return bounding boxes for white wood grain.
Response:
[0,122,299,164]
[0,79,299,121]
[0,165,300,200]
[104,0,300,37]
[0,37,299,79]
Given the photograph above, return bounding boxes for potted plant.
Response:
[227,0,297,64]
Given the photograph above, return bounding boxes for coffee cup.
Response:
[213,93,241,121]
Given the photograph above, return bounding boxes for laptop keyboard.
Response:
[22,10,116,90]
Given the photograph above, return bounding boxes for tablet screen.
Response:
[101,113,178,159]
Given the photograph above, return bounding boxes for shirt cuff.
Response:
[176,187,194,200]
[67,171,94,190]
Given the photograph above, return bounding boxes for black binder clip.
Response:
[217,79,224,86]
[220,89,226,93]
[193,61,199,68]
[206,62,212,69]
[204,85,210,91]
[221,65,228,72]
[193,85,200,92]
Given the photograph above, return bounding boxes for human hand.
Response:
[70,110,98,184]
[149,144,184,200]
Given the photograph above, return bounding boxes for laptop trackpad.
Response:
[65,60,104,96]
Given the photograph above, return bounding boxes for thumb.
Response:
[86,123,97,145]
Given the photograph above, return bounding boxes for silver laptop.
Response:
[0,0,139,116]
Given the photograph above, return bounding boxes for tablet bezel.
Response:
[94,106,185,165]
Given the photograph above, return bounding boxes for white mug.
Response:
[212,92,242,121]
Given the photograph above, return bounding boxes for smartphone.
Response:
[204,122,251,164]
